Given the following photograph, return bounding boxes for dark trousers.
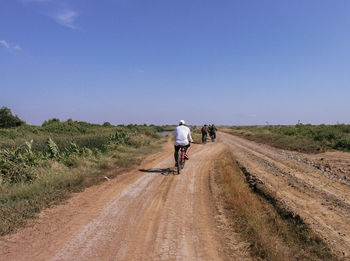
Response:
[174,144,190,163]
[202,133,207,143]
[210,132,216,139]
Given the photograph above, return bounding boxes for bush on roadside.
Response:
[0,123,165,185]
[0,142,42,184]
[335,137,350,151]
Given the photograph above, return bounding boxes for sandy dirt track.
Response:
[0,140,245,261]
[2,132,350,260]
[221,132,350,259]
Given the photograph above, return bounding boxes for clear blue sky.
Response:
[1,0,349,125]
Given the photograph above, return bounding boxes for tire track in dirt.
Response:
[221,132,350,259]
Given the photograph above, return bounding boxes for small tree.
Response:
[103,121,112,127]
[0,107,25,128]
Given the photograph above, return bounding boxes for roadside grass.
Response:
[0,120,168,236]
[191,128,202,144]
[0,137,165,236]
[214,150,336,260]
[0,121,115,151]
[223,124,350,153]
[0,121,171,151]
[0,165,87,235]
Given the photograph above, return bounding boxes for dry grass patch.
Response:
[214,150,336,260]
[191,128,203,144]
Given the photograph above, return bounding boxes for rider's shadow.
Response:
[139,168,174,175]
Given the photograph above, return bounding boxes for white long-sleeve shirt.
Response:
[174,125,193,146]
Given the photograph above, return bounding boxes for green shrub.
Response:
[0,142,42,184]
[41,119,90,134]
[335,138,350,151]
[103,122,112,127]
[0,107,25,128]
[62,154,81,168]
[46,138,60,159]
[110,128,134,144]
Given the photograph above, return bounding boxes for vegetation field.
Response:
[0,112,170,236]
[223,124,350,153]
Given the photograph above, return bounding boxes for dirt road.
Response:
[2,132,350,260]
[0,140,247,261]
[221,132,350,259]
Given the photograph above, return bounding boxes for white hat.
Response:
[179,120,185,125]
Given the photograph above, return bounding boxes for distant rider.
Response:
[209,124,217,141]
[201,124,209,144]
[174,120,193,167]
